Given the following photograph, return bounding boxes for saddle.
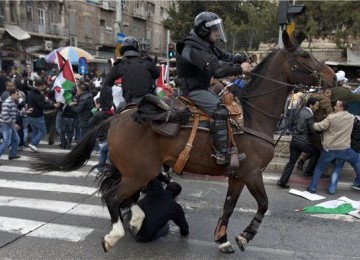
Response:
[132,92,245,174]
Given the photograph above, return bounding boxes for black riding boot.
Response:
[210,105,246,165]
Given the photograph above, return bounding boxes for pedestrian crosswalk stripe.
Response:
[0,165,95,178]
[0,179,98,195]
[0,196,108,218]
[0,216,93,242]
[3,155,98,166]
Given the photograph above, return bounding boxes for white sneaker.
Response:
[28,144,38,152]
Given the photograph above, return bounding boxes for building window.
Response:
[160,7,164,17]
[26,6,33,21]
[146,2,155,14]
[49,11,55,24]
[38,9,45,26]
[0,2,4,17]
[9,2,16,22]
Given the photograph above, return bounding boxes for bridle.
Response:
[240,48,325,120]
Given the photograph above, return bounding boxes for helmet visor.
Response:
[206,18,227,43]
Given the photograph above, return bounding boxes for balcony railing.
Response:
[19,21,69,37]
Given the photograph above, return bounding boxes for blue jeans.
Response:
[308,148,360,192]
[97,141,108,171]
[56,110,63,136]
[0,123,20,157]
[328,159,345,194]
[28,116,47,146]
[60,117,75,147]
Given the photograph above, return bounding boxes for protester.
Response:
[277,97,320,188]
[89,95,114,173]
[27,79,60,152]
[296,86,333,171]
[307,100,360,193]
[125,177,189,243]
[0,88,32,162]
[70,82,94,141]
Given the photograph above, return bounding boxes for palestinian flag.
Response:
[301,196,359,215]
[54,51,76,104]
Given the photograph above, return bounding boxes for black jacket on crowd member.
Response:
[101,56,159,103]
[134,179,189,242]
[292,107,317,145]
[72,91,94,128]
[27,88,56,118]
[351,116,360,153]
[176,31,239,94]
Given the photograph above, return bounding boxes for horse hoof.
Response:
[218,241,235,254]
[235,235,248,252]
[102,237,110,253]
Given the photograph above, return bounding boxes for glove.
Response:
[233,53,248,65]
[214,65,242,79]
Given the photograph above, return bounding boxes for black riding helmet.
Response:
[193,11,227,42]
[120,36,140,57]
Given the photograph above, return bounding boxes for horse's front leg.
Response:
[214,178,245,254]
[235,172,268,252]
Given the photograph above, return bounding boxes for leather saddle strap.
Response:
[173,113,200,175]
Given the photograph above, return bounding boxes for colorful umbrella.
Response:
[44,46,95,64]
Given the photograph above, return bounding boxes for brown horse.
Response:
[32,31,335,253]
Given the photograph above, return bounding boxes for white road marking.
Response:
[4,155,98,166]
[0,216,93,242]
[0,196,108,218]
[0,165,96,178]
[0,179,98,195]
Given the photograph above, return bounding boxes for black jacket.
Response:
[292,107,316,144]
[72,91,94,128]
[102,56,159,103]
[27,88,55,118]
[135,179,189,242]
[176,31,236,92]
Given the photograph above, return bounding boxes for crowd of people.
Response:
[277,70,360,195]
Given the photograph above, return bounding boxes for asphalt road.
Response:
[0,141,359,260]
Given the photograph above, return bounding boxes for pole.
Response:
[278,26,284,48]
[166,29,170,84]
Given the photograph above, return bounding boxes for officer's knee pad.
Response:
[213,104,229,121]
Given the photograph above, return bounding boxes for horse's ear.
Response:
[282,30,295,50]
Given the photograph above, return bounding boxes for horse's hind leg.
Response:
[235,173,268,252]
[214,179,245,254]
[102,179,146,252]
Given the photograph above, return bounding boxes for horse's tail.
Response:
[31,119,111,173]
[96,163,139,208]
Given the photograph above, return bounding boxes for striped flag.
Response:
[301,196,359,215]
[54,51,76,104]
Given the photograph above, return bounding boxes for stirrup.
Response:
[238,153,246,161]
[212,152,246,165]
[211,152,228,165]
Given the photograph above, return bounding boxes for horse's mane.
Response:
[240,49,279,123]
[247,49,278,89]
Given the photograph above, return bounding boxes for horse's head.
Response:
[282,30,335,88]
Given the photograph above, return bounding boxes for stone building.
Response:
[0,0,174,74]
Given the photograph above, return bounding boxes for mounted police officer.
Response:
[101,36,160,105]
[176,11,251,165]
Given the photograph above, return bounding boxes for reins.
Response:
[239,48,325,146]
